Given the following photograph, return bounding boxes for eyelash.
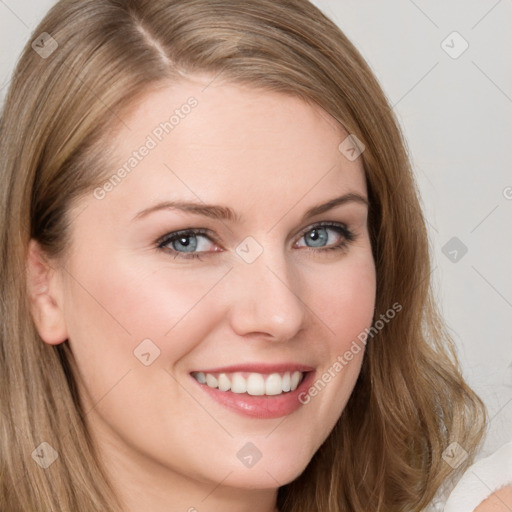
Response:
[156,222,357,261]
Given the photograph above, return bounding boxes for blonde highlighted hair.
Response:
[0,0,486,510]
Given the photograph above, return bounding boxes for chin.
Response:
[212,441,314,490]
[221,459,310,490]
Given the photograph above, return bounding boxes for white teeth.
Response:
[265,373,282,395]
[290,371,301,391]
[192,370,305,396]
[246,373,265,395]
[205,374,218,388]
[217,373,231,392]
[231,373,247,394]
[195,372,206,384]
[282,372,291,392]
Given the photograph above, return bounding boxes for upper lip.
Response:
[191,363,315,374]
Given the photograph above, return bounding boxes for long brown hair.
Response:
[0,0,486,510]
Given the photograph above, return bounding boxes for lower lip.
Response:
[190,371,316,419]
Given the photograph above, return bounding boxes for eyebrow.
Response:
[132,192,368,223]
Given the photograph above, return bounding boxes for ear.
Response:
[26,239,68,345]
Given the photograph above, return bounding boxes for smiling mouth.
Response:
[191,370,306,396]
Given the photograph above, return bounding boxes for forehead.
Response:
[89,77,367,222]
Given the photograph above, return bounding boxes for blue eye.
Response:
[302,226,331,247]
[296,223,355,251]
[170,234,199,252]
[157,222,356,261]
[157,229,217,260]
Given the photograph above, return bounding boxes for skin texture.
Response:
[474,486,512,512]
[27,76,376,512]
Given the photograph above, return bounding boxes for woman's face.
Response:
[39,77,376,503]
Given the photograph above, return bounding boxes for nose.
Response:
[226,248,308,342]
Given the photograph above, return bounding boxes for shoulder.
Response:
[443,441,512,512]
[473,486,512,512]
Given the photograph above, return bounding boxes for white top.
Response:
[441,441,512,512]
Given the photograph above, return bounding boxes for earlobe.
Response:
[26,239,68,345]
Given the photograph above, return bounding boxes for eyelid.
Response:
[156,221,355,259]
[156,228,220,248]
[292,220,353,243]
[157,221,350,245]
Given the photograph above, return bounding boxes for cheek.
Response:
[62,255,229,378]
[297,251,375,436]
[60,257,231,453]
[63,241,375,398]
[59,240,377,486]
[308,252,376,347]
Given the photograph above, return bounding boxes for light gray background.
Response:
[1,0,511,458]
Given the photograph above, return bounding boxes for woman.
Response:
[0,0,487,510]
